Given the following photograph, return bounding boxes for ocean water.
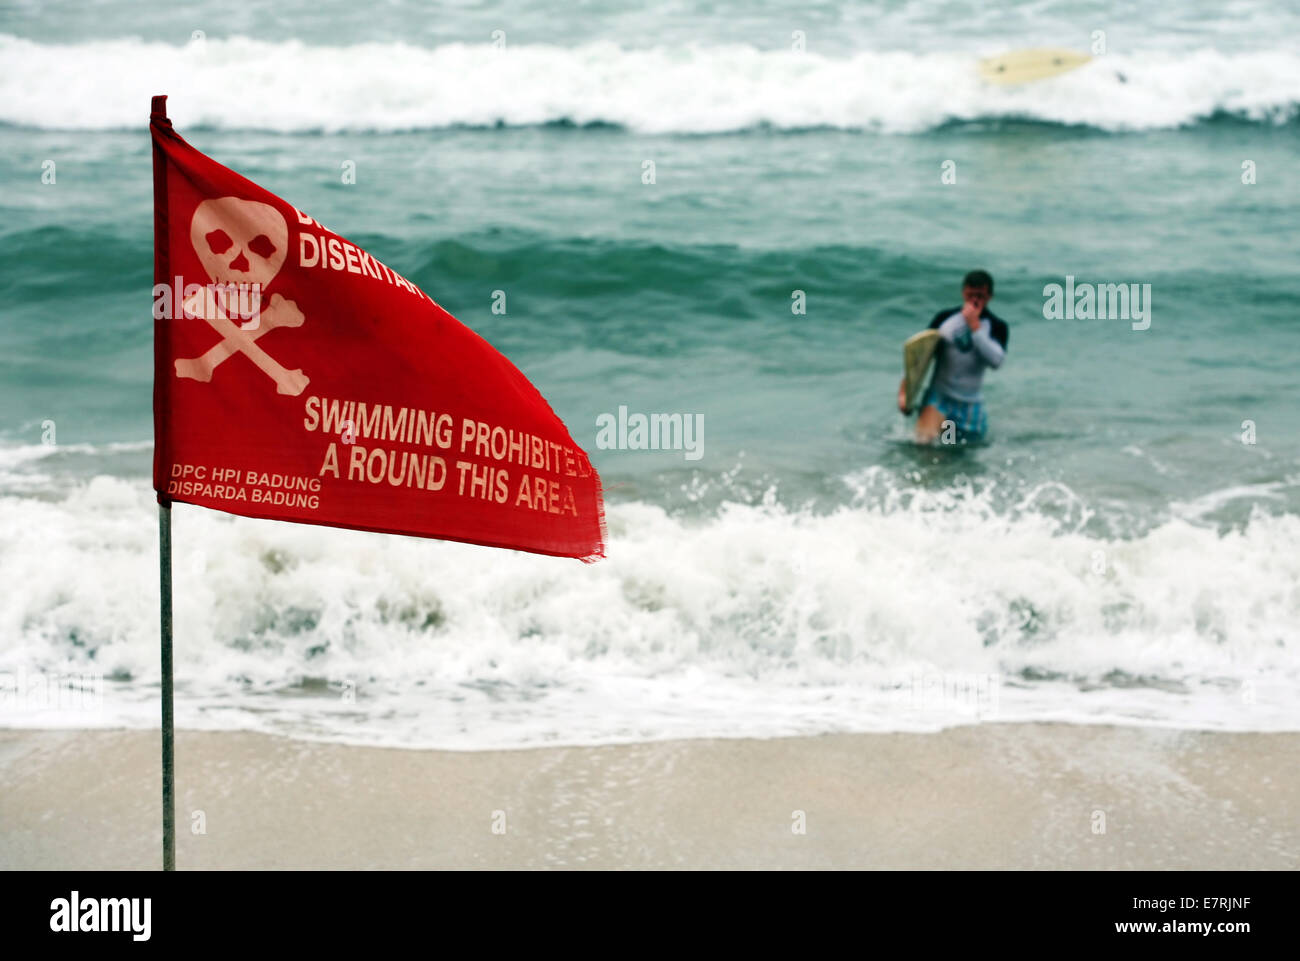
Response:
[2,1,1299,748]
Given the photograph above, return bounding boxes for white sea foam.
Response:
[0,469,1296,748]
[2,35,1297,134]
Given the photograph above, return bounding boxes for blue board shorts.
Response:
[921,385,988,441]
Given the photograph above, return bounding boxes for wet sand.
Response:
[2,723,1296,869]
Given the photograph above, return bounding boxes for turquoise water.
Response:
[1,1,1298,746]
[6,123,1298,524]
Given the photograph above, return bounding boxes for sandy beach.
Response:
[2,722,1295,870]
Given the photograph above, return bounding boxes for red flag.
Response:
[150,96,604,560]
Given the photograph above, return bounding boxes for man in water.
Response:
[898,269,1008,443]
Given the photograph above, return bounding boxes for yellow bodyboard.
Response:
[902,329,941,414]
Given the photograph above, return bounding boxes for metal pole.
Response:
[152,95,175,871]
[159,500,175,870]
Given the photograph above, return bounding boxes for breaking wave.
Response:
[1,469,1296,748]
[2,34,1298,134]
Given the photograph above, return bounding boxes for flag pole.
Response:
[152,93,176,871]
[159,501,175,870]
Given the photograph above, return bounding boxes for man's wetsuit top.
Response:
[926,307,1009,403]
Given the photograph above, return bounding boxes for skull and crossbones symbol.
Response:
[174,196,309,396]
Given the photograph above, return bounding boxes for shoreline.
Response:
[3,722,1296,869]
